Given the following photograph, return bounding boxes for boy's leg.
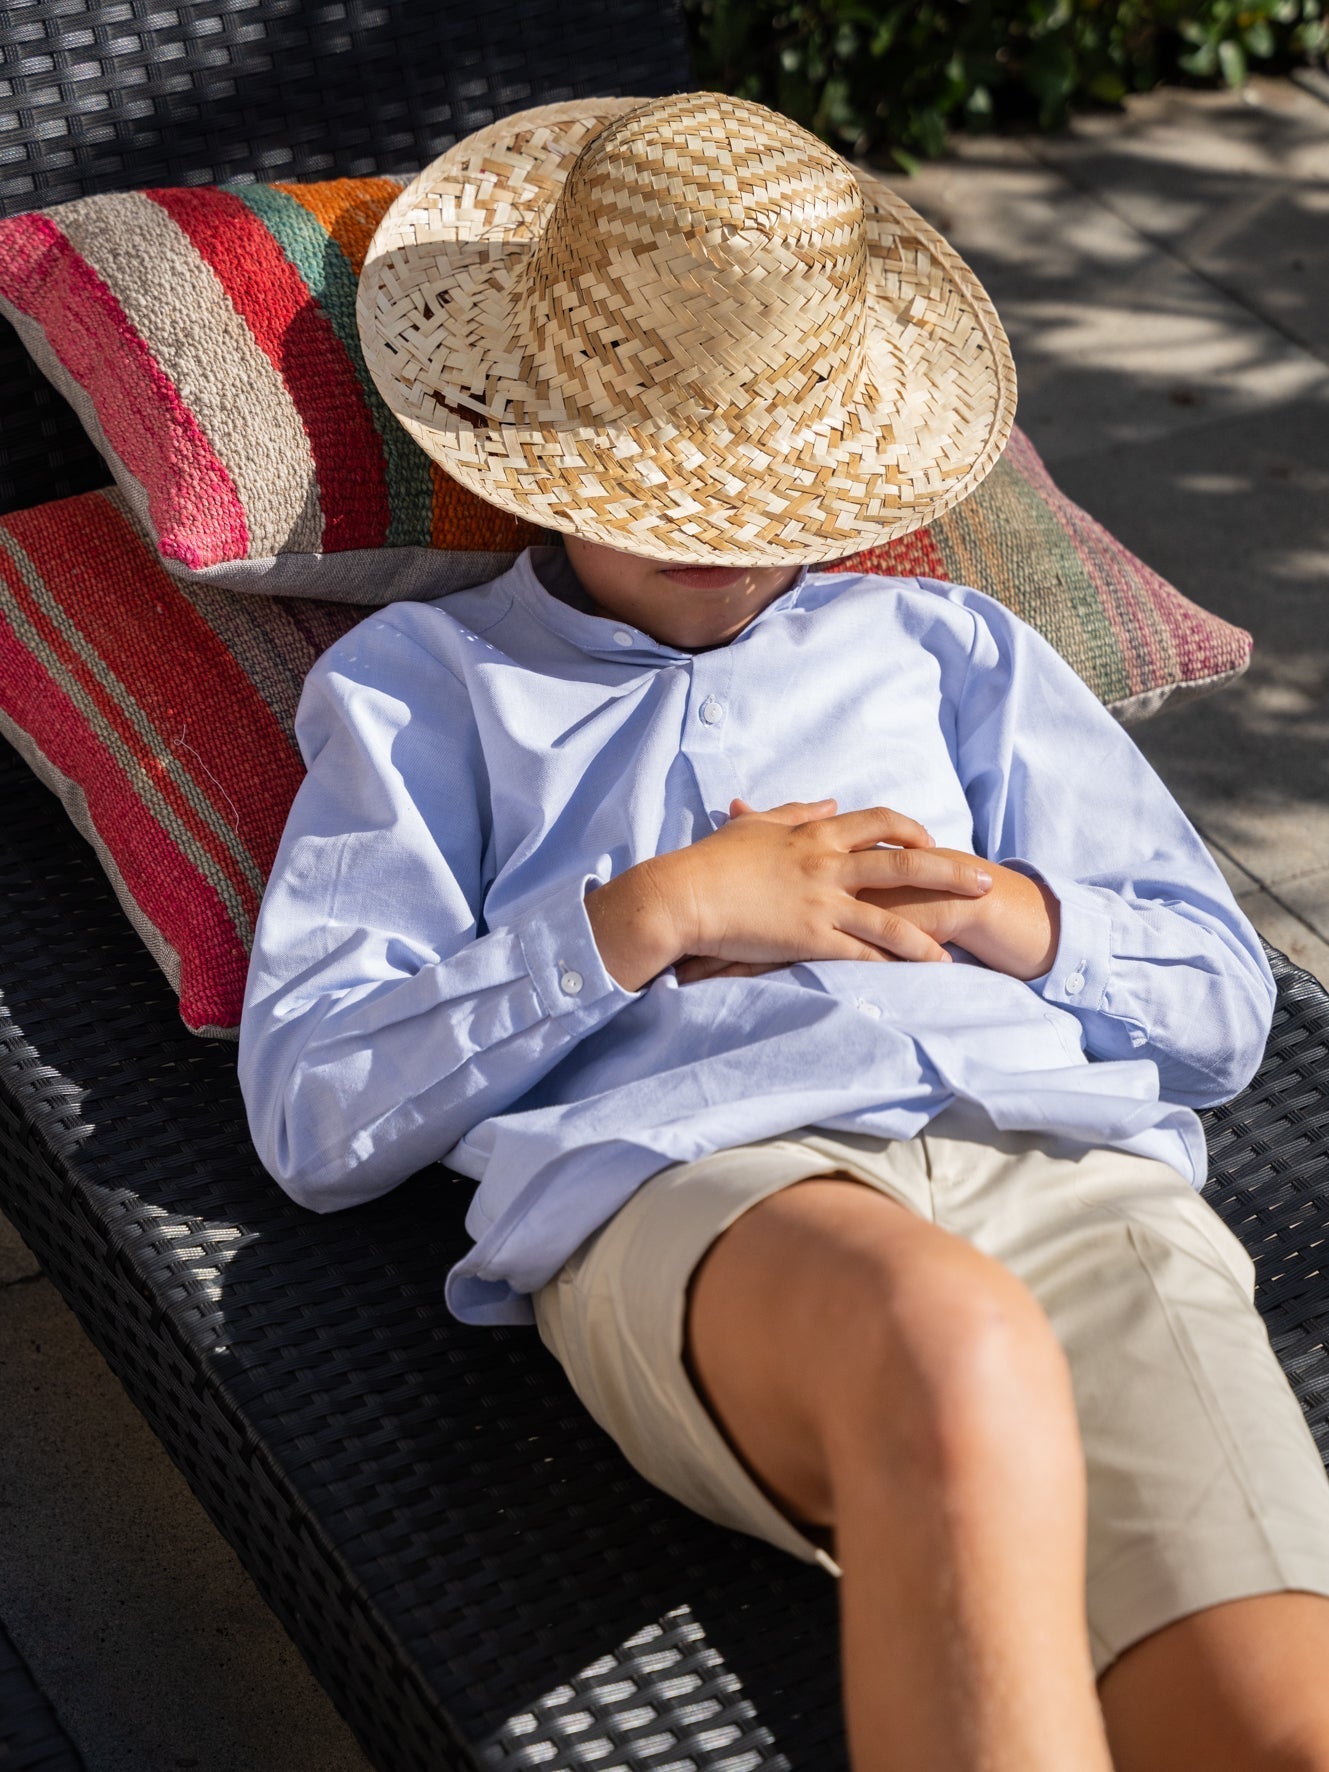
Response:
[1095,1592,1329,1772]
[684,1173,1113,1772]
[912,1116,1329,1772]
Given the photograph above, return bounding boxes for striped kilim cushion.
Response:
[0,169,1251,715]
[0,486,363,1035]
[0,175,540,601]
[835,425,1252,722]
[0,479,1252,1035]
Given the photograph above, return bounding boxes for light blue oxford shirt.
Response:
[238,546,1276,1326]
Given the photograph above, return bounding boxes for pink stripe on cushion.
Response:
[147,186,391,553]
[0,212,249,571]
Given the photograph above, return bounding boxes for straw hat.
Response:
[356,91,1017,563]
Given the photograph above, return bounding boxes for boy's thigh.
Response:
[683,1169,1056,1530]
[533,1136,1064,1557]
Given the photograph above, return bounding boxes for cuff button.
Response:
[559,969,584,997]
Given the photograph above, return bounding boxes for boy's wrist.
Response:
[584,855,690,992]
[958,864,1061,981]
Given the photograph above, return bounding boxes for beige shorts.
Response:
[532,1105,1329,1681]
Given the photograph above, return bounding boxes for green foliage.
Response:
[682,0,1329,166]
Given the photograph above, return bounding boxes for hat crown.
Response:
[360,91,1016,561]
[521,93,871,423]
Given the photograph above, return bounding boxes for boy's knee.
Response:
[792,1191,1075,1473]
[686,1172,1078,1504]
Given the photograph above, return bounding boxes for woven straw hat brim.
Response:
[357,97,1017,564]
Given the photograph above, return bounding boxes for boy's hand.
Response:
[586,797,994,992]
[860,851,1061,982]
[679,850,1061,985]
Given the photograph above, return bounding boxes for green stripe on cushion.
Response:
[178,573,366,738]
[223,181,434,549]
[1006,428,1175,697]
[933,447,1139,707]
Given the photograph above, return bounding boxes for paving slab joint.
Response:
[1198,824,1329,948]
[1017,133,1329,372]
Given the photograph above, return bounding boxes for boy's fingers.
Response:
[839,905,953,965]
[827,807,935,851]
[675,954,735,983]
[676,955,787,983]
[730,797,837,826]
[848,847,992,896]
[675,956,722,984]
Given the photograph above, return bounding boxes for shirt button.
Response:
[699,696,724,725]
[559,969,584,997]
[612,630,633,648]
[855,998,882,1020]
[1064,970,1085,996]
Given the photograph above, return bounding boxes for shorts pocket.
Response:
[1073,1159,1257,1302]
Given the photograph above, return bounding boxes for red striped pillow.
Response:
[0,485,364,1034]
[0,176,539,602]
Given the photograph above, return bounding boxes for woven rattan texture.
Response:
[0,1620,86,1772]
[0,743,847,1772]
[0,0,692,514]
[2,740,1329,1768]
[359,92,1016,562]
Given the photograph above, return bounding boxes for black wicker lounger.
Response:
[2,6,1328,1769]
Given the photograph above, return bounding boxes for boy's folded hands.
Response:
[585,797,1056,993]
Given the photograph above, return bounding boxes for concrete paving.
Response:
[2,73,1327,1770]
[0,1213,371,1771]
[900,74,1329,983]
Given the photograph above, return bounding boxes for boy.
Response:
[239,92,1329,1772]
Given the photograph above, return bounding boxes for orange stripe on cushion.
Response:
[429,461,542,553]
[273,176,405,276]
[148,186,391,554]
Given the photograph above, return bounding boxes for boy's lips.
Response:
[658,565,748,590]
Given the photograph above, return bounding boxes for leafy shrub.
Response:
[682,0,1329,168]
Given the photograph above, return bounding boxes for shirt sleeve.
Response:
[944,581,1276,1109]
[237,617,641,1212]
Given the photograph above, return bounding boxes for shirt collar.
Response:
[511,546,810,660]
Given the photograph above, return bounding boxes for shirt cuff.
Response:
[1000,860,1113,1012]
[512,870,642,1024]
